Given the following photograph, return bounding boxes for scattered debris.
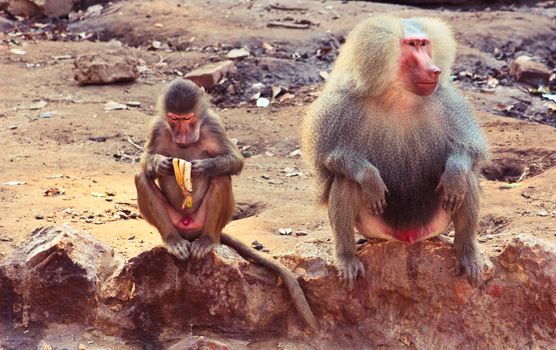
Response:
[267,21,311,30]
[268,4,308,11]
[127,137,144,151]
[52,54,73,60]
[40,111,56,118]
[226,48,250,59]
[278,228,293,236]
[10,48,26,55]
[241,149,254,158]
[319,71,330,81]
[17,100,48,110]
[150,40,162,50]
[282,167,303,177]
[43,187,65,196]
[74,51,139,85]
[104,101,128,111]
[289,149,302,157]
[126,101,141,107]
[251,241,264,250]
[2,181,25,186]
[262,42,275,53]
[256,97,270,108]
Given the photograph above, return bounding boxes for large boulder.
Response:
[0,225,122,326]
[1,226,554,349]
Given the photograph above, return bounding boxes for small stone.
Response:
[104,101,128,111]
[262,42,274,52]
[150,40,162,50]
[74,51,138,85]
[40,111,56,118]
[278,228,293,236]
[185,60,236,90]
[8,124,18,130]
[10,48,26,55]
[289,149,302,157]
[521,191,531,199]
[261,174,271,180]
[34,213,44,220]
[251,241,264,250]
[537,211,549,217]
[256,97,270,108]
[126,101,141,107]
[226,48,250,59]
[241,149,253,158]
[510,56,551,87]
[294,230,308,236]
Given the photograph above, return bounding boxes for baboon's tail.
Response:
[221,233,318,330]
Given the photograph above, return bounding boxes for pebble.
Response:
[34,213,44,220]
[251,241,264,250]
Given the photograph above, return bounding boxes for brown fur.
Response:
[135,78,317,330]
[302,16,489,289]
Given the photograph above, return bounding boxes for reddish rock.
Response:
[510,56,551,87]
[185,60,236,90]
[74,51,138,85]
[96,245,292,340]
[1,226,554,348]
[0,225,121,326]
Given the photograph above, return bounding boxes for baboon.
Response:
[135,78,317,329]
[302,16,489,289]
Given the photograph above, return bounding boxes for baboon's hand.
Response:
[190,236,218,259]
[156,156,175,177]
[191,159,214,177]
[164,234,191,260]
[336,255,365,290]
[437,171,468,213]
[358,166,388,215]
[455,249,486,287]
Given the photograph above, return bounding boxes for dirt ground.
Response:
[1,0,555,269]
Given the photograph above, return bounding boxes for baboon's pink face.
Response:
[167,111,200,147]
[397,23,442,96]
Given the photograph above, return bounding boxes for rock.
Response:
[226,48,250,59]
[168,336,231,350]
[6,0,80,18]
[1,226,555,348]
[185,60,236,90]
[96,244,291,337]
[510,56,551,87]
[74,51,138,85]
[0,225,123,326]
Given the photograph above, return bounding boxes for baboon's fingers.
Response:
[166,239,191,260]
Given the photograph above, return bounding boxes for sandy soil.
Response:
[0,0,555,268]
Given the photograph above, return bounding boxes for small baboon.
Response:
[302,16,489,289]
[135,78,317,329]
